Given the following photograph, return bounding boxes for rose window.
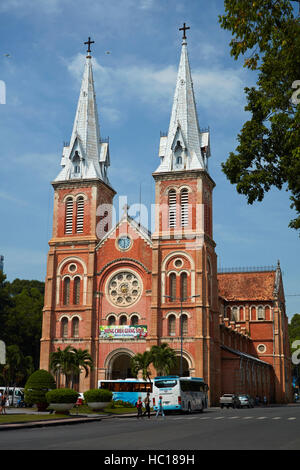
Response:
[108,271,142,307]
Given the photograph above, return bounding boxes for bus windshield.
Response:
[154,380,178,388]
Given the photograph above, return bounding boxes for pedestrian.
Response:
[155,396,165,418]
[143,392,151,419]
[1,391,7,415]
[136,396,143,419]
[263,395,268,406]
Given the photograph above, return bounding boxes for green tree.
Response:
[219,0,300,231]
[130,351,153,381]
[149,343,177,376]
[70,348,94,390]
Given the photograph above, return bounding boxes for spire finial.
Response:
[84,36,95,58]
[179,22,190,43]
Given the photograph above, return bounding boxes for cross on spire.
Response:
[84,37,95,56]
[179,23,190,41]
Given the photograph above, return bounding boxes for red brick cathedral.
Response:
[40,32,292,405]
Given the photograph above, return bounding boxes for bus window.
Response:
[155,380,177,388]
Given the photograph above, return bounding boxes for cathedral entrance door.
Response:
[109,353,134,380]
[169,356,190,377]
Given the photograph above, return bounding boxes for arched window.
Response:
[65,197,73,234]
[108,315,116,326]
[257,306,265,321]
[168,314,176,336]
[120,315,127,325]
[63,278,70,305]
[231,306,238,322]
[180,272,187,301]
[73,277,81,305]
[181,314,188,336]
[72,317,79,337]
[180,188,188,227]
[131,315,139,326]
[76,196,84,233]
[61,318,68,338]
[168,190,176,228]
[169,273,176,302]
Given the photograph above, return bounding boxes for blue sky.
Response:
[0,0,299,318]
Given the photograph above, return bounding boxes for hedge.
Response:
[46,388,79,404]
[83,388,112,402]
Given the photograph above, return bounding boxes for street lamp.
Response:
[164,294,200,376]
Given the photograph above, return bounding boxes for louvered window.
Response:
[181,314,188,335]
[61,318,68,338]
[65,197,73,234]
[72,317,79,337]
[168,315,176,336]
[76,197,84,233]
[169,273,176,302]
[180,189,189,227]
[63,278,70,305]
[180,272,188,301]
[168,190,176,228]
[258,306,265,320]
[73,277,81,305]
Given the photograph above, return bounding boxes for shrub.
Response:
[84,388,112,403]
[46,388,79,404]
[24,369,56,409]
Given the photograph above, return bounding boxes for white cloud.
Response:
[66,53,247,121]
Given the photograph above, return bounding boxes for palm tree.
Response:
[150,343,177,376]
[70,348,94,390]
[130,351,152,382]
[50,346,75,388]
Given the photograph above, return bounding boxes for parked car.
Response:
[238,394,254,408]
[220,394,241,409]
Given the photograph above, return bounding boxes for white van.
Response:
[0,387,24,406]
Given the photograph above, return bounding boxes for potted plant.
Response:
[46,388,78,414]
[24,369,56,411]
[84,388,112,411]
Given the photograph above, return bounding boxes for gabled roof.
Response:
[96,213,152,250]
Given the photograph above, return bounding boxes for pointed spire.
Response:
[155,25,210,174]
[54,38,111,187]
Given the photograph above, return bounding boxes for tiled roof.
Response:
[218,271,276,302]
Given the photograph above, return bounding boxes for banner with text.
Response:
[99,325,147,339]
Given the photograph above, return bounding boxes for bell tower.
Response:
[40,39,115,389]
[151,26,221,404]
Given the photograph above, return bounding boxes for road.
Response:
[1,405,300,451]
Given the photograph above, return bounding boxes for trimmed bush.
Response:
[46,388,79,404]
[24,369,56,410]
[84,388,112,403]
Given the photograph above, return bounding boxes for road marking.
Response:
[257,417,267,419]
[243,417,253,419]
[228,416,239,419]
[272,417,281,420]
[288,417,296,420]
[199,417,210,420]
[214,417,225,420]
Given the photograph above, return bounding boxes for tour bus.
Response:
[152,376,208,413]
[98,379,153,406]
[0,387,24,406]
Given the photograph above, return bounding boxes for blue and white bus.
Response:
[98,379,153,406]
[152,376,208,413]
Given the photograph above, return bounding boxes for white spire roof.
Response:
[154,35,210,174]
[54,49,112,186]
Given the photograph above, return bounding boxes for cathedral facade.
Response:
[40,33,292,405]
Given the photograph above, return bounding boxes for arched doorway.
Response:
[169,356,190,377]
[105,350,135,380]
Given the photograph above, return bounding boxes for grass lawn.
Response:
[0,413,74,424]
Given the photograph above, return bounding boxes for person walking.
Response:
[143,392,151,419]
[155,396,165,418]
[136,397,143,419]
[1,391,7,415]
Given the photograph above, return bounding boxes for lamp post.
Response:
[164,294,200,376]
